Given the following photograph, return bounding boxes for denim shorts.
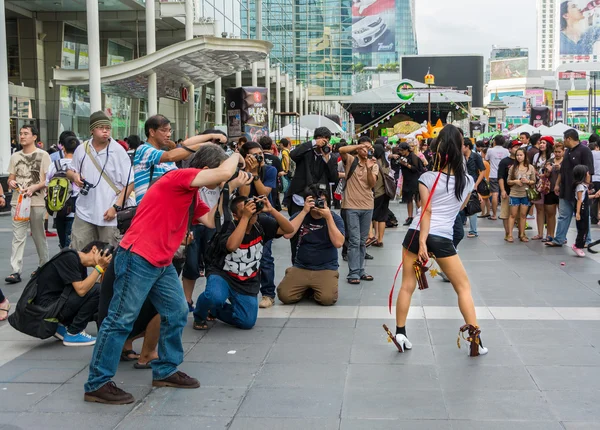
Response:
[509,196,529,206]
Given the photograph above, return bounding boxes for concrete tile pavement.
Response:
[0,208,600,428]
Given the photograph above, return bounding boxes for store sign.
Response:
[558,72,587,80]
[164,85,181,100]
[396,81,414,101]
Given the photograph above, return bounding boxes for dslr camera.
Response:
[253,154,264,164]
[245,196,265,213]
[367,150,374,159]
[80,179,94,196]
[314,183,327,209]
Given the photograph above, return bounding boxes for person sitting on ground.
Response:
[193,195,294,330]
[277,186,345,306]
[34,241,112,346]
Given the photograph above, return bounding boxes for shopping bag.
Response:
[13,194,31,222]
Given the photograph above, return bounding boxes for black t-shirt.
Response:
[35,251,86,306]
[292,211,345,271]
[560,143,595,201]
[264,153,283,175]
[497,156,515,195]
[400,152,422,185]
[466,151,485,182]
[209,214,280,296]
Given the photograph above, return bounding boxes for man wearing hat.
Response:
[67,111,132,250]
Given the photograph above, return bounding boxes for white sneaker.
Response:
[394,334,413,351]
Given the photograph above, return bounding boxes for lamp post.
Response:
[424,69,435,124]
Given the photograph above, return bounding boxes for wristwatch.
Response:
[253,175,260,182]
[0,195,5,199]
[113,204,122,211]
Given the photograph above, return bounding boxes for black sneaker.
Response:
[342,254,348,261]
[84,381,135,405]
[365,253,374,260]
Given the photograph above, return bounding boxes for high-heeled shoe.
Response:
[458,324,488,357]
[383,324,412,352]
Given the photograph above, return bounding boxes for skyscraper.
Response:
[536,0,556,70]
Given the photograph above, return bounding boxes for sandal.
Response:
[545,241,562,247]
[531,235,543,240]
[120,350,139,362]
[372,241,384,248]
[133,359,156,370]
[365,237,377,247]
[347,278,361,285]
[541,236,552,243]
[0,300,10,321]
[193,320,209,330]
[506,236,514,243]
[520,235,529,242]
[467,232,478,238]
[489,216,497,221]
[4,273,21,284]
[360,274,374,281]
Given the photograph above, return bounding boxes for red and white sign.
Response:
[558,72,587,80]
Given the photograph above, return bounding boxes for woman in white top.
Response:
[392,124,488,357]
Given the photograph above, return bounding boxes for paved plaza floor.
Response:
[1,205,600,429]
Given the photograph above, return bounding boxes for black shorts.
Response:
[544,192,559,205]
[402,229,457,258]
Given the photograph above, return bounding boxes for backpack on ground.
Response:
[46,160,74,216]
[8,250,75,339]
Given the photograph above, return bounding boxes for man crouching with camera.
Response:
[276,185,345,306]
[192,195,294,330]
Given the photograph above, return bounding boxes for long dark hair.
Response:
[560,1,570,31]
[538,138,554,162]
[573,164,589,187]
[510,148,530,178]
[435,124,467,201]
[373,143,389,168]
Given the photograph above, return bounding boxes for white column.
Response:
[185,0,194,136]
[199,85,206,131]
[299,83,304,116]
[0,0,10,172]
[252,63,258,87]
[236,71,242,87]
[275,64,281,114]
[292,79,297,113]
[265,56,271,122]
[214,78,222,126]
[86,0,102,112]
[284,74,290,125]
[304,85,309,115]
[146,0,157,115]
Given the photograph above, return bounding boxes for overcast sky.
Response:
[415,0,538,67]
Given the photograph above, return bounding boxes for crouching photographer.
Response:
[193,195,294,330]
[276,186,345,306]
[9,241,112,346]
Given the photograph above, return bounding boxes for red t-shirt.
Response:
[120,169,210,267]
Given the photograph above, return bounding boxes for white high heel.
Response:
[395,334,413,351]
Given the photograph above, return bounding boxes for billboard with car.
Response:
[352,0,395,54]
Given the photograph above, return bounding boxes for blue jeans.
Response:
[55,216,74,249]
[346,209,372,280]
[260,239,275,298]
[85,247,188,392]
[553,198,592,245]
[194,274,258,329]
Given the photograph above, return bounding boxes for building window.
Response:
[62,25,89,69]
[7,20,20,80]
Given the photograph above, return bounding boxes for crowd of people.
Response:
[1,112,597,404]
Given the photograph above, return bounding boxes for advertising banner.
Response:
[530,106,551,127]
[525,89,545,107]
[352,0,395,55]
[490,58,528,80]
[559,0,600,59]
[225,87,269,141]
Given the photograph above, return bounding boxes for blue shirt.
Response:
[292,211,345,271]
[250,165,277,204]
[133,143,177,203]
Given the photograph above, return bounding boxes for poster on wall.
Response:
[352,0,395,54]
[525,89,544,107]
[559,0,600,59]
[225,87,269,141]
[490,58,528,80]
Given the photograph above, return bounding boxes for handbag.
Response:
[13,193,31,221]
[536,176,551,195]
[477,179,490,197]
[463,190,482,216]
[383,170,397,199]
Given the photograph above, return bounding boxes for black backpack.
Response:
[8,250,76,339]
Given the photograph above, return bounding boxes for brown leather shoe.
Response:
[84,381,135,405]
[152,371,200,389]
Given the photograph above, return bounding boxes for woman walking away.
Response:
[393,124,488,357]
[572,165,591,257]
[531,136,555,240]
[372,142,391,247]
[506,148,536,243]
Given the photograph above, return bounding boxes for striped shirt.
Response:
[133,143,177,203]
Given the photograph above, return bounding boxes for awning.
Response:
[52,36,272,99]
[344,79,471,105]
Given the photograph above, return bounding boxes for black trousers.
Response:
[576,199,590,249]
[288,201,303,264]
[58,284,100,334]
[592,181,600,224]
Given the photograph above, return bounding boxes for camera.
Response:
[100,244,115,257]
[80,179,94,196]
[245,196,265,213]
[322,145,331,155]
[315,198,326,209]
[367,150,374,158]
[400,156,408,163]
[253,154,264,164]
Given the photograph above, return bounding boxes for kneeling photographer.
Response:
[193,195,294,330]
[30,241,112,346]
[277,186,345,306]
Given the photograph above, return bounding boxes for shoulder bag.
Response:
[463,190,482,216]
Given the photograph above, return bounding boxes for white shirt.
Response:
[485,146,510,179]
[592,151,600,182]
[409,171,474,240]
[70,138,132,226]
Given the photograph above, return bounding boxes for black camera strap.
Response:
[343,157,360,191]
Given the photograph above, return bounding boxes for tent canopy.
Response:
[345,79,471,105]
[269,123,312,140]
[299,115,344,134]
[547,122,575,137]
